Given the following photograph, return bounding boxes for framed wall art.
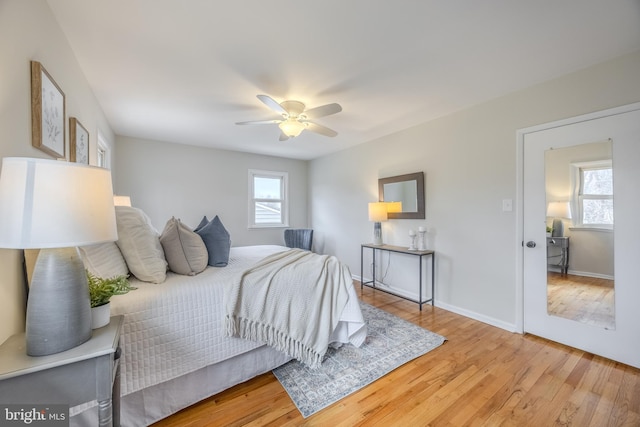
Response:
[69,117,89,164]
[31,60,66,158]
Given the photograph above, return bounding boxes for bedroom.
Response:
[1,0,640,425]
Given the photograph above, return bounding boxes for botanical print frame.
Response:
[31,61,66,158]
[69,117,89,164]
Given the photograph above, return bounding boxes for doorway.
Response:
[517,103,640,369]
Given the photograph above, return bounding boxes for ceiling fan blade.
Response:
[303,103,342,119]
[235,119,281,125]
[279,132,290,141]
[257,95,287,115]
[305,122,338,137]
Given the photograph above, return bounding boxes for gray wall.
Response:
[309,51,640,330]
[0,0,116,342]
[114,136,308,246]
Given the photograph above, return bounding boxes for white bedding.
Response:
[110,245,366,397]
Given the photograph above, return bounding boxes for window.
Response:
[570,160,613,228]
[97,130,111,169]
[248,169,288,228]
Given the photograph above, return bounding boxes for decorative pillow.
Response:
[194,215,209,232]
[195,215,231,267]
[115,206,167,283]
[160,217,208,276]
[79,242,129,278]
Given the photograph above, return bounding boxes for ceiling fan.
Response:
[236,95,342,141]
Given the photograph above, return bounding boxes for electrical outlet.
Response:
[502,199,513,212]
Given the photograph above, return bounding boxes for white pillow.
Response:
[79,242,128,278]
[115,206,167,283]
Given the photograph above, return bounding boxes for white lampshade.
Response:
[546,201,572,219]
[0,157,117,248]
[368,202,388,222]
[279,119,306,138]
[113,195,132,207]
[0,157,118,356]
[386,201,402,214]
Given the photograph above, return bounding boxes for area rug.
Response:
[272,302,446,418]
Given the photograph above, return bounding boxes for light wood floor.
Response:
[547,272,615,329]
[152,285,639,427]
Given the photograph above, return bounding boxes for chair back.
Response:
[284,229,313,251]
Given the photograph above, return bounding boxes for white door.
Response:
[522,106,640,369]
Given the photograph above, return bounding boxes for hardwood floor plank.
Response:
[152,285,639,427]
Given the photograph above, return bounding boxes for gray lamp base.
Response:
[551,218,564,237]
[26,247,91,356]
[372,222,383,245]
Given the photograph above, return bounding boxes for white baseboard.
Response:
[353,275,519,333]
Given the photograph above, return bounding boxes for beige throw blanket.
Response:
[224,249,351,369]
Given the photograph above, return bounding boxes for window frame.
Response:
[570,159,613,230]
[96,129,111,169]
[248,169,289,229]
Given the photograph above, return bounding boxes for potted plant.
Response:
[87,271,136,329]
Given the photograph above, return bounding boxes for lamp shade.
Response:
[0,157,117,249]
[113,195,132,207]
[368,202,388,222]
[386,201,402,213]
[546,201,572,219]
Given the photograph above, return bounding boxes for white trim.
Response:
[515,101,640,334]
[96,129,111,169]
[248,169,289,228]
[351,274,518,332]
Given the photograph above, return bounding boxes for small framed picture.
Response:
[69,117,89,164]
[31,61,66,158]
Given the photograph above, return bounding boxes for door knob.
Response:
[526,241,536,248]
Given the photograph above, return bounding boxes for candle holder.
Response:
[408,230,417,250]
[417,230,426,250]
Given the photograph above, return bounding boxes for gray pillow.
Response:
[195,215,231,267]
[160,217,208,276]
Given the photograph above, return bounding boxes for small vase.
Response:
[91,302,111,329]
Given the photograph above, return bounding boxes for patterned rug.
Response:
[272,302,446,418]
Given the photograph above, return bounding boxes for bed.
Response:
[71,244,366,427]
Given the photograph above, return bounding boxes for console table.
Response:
[547,236,570,274]
[360,244,435,310]
[0,315,123,427]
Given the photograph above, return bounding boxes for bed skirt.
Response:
[70,345,291,427]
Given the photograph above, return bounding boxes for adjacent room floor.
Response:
[547,272,615,330]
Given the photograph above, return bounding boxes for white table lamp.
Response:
[368,202,388,245]
[0,158,117,356]
[546,201,572,237]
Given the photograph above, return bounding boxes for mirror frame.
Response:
[378,171,425,219]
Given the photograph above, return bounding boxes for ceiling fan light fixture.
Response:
[279,118,306,137]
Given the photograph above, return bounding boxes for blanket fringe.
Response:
[226,315,323,369]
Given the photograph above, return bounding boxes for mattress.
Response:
[110,245,367,397]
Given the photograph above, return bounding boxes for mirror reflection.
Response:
[545,140,615,329]
[383,181,418,212]
[378,172,425,219]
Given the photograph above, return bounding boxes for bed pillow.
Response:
[115,206,167,283]
[160,217,208,276]
[79,242,129,278]
[194,215,209,232]
[195,215,231,267]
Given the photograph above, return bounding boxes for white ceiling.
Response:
[46,0,640,160]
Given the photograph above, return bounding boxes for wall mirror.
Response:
[545,140,614,329]
[378,172,425,219]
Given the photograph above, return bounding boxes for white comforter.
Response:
[110,245,366,396]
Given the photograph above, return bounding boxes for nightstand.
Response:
[0,315,123,427]
[547,236,570,274]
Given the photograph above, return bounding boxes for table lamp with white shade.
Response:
[546,201,572,237]
[0,157,117,356]
[368,202,388,245]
